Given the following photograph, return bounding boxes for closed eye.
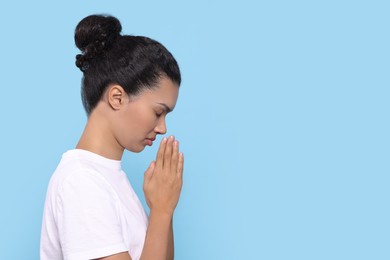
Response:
[155,110,165,117]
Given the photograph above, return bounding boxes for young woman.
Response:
[40,14,184,260]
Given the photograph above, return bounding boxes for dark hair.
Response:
[74,14,181,115]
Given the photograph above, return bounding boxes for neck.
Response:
[76,107,124,160]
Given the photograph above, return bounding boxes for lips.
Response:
[145,137,155,146]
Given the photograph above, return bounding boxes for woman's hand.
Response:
[143,136,184,216]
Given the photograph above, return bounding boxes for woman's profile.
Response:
[40,14,184,260]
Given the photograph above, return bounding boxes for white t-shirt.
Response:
[40,149,148,260]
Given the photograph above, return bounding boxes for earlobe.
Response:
[107,84,125,110]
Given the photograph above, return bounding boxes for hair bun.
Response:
[75,14,122,71]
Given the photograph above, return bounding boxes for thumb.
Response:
[144,161,155,182]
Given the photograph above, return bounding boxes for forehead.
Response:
[140,77,179,105]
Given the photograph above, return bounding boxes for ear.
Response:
[106,84,127,110]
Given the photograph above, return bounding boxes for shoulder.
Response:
[47,150,124,205]
[58,168,119,203]
[45,151,121,215]
[49,153,118,199]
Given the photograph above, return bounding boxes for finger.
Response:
[171,140,179,174]
[144,161,155,182]
[164,135,174,169]
[155,137,167,169]
[177,152,184,178]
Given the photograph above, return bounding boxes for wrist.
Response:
[149,208,174,220]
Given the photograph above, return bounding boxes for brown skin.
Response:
[77,77,184,260]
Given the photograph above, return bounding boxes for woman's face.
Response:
[114,77,179,153]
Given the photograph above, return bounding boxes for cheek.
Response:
[130,108,157,134]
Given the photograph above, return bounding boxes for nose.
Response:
[154,117,167,135]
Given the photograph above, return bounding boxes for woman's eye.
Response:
[155,112,163,117]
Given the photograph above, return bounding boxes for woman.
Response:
[40,14,184,260]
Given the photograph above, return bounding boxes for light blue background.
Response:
[0,0,389,259]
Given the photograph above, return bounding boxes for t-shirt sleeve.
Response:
[56,169,128,260]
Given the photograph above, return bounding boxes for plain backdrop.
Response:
[0,0,389,259]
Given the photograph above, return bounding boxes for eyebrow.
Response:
[157,103,174,113]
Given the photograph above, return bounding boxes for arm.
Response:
[140,210,173,260]
[98,136,183,260]
[167,218,174,260]
[96,212,172,260]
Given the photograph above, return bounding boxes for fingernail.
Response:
[170,135,174,140]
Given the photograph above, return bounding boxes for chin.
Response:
[126,145,146,153]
